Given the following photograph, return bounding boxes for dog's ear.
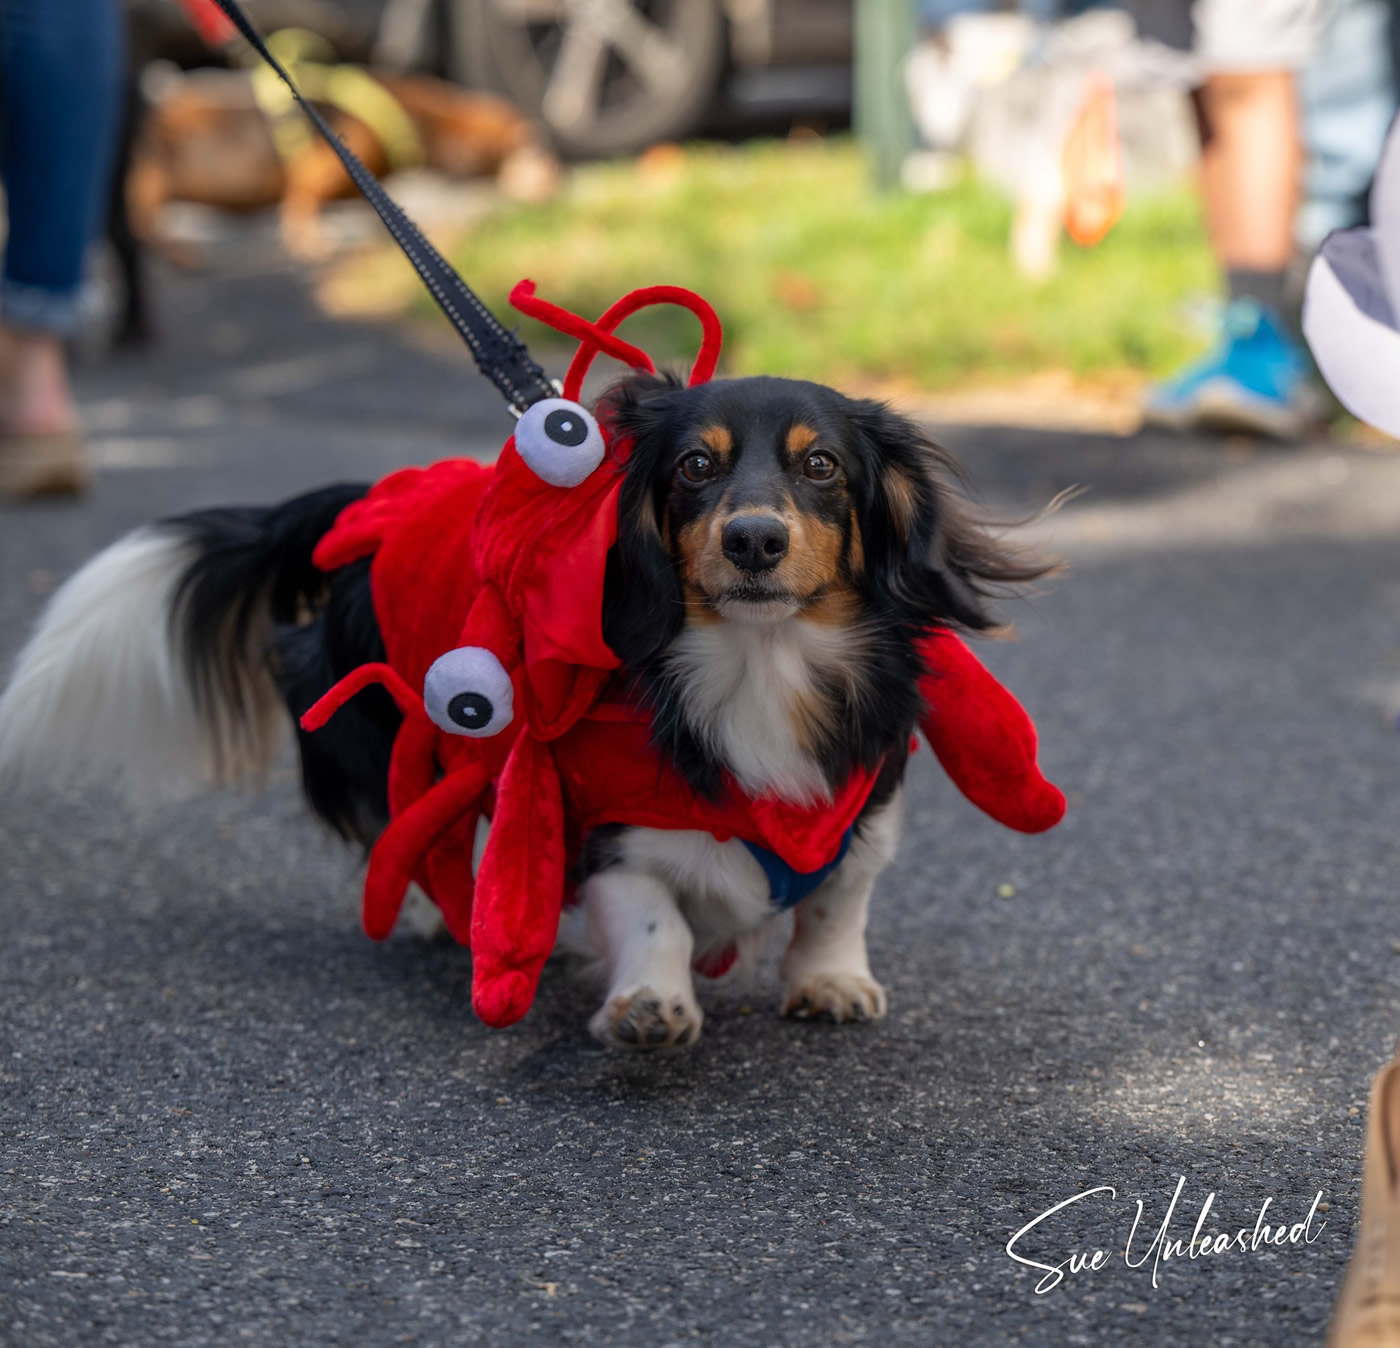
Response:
[602,479,685,668]
[843,397,1047,631]
[599,374,687,669]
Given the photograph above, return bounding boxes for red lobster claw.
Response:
[361,758,492,940]
[470,732,566,1027]
[917,630,1065,834]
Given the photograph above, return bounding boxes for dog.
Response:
[128,61,559,261]
[0,375,1048,1049]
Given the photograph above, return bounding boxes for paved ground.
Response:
[5,253,1400,1347]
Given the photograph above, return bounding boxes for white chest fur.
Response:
[664,617,855,804]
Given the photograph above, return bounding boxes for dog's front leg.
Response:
[779,792,901,1023]
[580,869,703,1050]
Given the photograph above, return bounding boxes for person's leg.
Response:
[1144,0,1331,436]
[0,0,124,491]
[1199,71,1300,301]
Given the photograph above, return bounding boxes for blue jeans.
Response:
[0,0,125,335]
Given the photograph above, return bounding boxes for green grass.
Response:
[444,138,1216,392]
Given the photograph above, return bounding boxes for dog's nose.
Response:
[721,515,790,573]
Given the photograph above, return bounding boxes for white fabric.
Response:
[1304,230,1400,436]
[1303,115,1400,435]
[513,398,605,489]
[423,646,514,737]
[1194,0,1332,73]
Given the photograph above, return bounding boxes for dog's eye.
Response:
[423,647,514,737]
[514,397,605,488]
[679,452,715,483]
[803,451,837,481]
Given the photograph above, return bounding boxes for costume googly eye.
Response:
[423,647,514,737]
[514,397,605,488]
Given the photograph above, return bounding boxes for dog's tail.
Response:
[0,483,367,800]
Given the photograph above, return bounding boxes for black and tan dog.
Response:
[0,375,1047,1049]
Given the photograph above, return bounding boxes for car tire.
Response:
[444,0,726,158]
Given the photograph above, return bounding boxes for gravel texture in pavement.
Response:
[3,259,1398,1346]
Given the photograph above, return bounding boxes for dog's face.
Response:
[601,374,1034,669]
[662,383,863,626]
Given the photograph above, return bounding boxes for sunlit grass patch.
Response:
[444,138,1216,393]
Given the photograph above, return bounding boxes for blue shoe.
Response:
[1144,298,1320,438]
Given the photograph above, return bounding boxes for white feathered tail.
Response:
[0,526,284,800]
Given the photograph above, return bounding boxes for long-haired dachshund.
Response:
[0,375,1048,1049]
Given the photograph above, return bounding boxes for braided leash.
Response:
[209,0,557,414]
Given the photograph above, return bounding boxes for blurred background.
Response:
[28,0,1400,441]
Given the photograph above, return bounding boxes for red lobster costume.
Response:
[204,0,1065,1031]
[299,282,1066,1029]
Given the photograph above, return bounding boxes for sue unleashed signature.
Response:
[1005,1177,1327,1294]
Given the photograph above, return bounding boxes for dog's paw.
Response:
[590,987,702,1051]
[782,972,887,1023]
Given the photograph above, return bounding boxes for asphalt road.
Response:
[5,256,1400,1347]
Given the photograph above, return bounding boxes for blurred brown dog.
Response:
[129,62,558,259]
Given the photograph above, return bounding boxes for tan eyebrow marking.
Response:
[785,424,819,459]
[698,425,733,463]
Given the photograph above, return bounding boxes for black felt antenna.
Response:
[209,0,557,414]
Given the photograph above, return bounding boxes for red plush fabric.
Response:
[472,440,623,733]
[551,702,877,875]
[470,732,566,1026]
[301,282,1066,1030]
[917,630,1066,834]
[509,279,655,376]
[362,760,488,939]
[561,285,723,398]
[300,661,423,731]
[425,812,478,944]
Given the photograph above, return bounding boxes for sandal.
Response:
[0,430,90,500]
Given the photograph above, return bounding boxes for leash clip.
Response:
[506,378,565,421]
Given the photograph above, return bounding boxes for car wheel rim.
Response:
[484,0,710,142]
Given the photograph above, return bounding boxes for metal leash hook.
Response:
[208,0,558,415]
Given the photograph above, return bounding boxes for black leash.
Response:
[209,0,557,414]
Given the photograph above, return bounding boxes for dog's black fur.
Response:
[171,484,398,845]
[165,375,1045,849]
[598,373,1044,801]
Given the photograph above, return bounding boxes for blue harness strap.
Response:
[741,826,855,911]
